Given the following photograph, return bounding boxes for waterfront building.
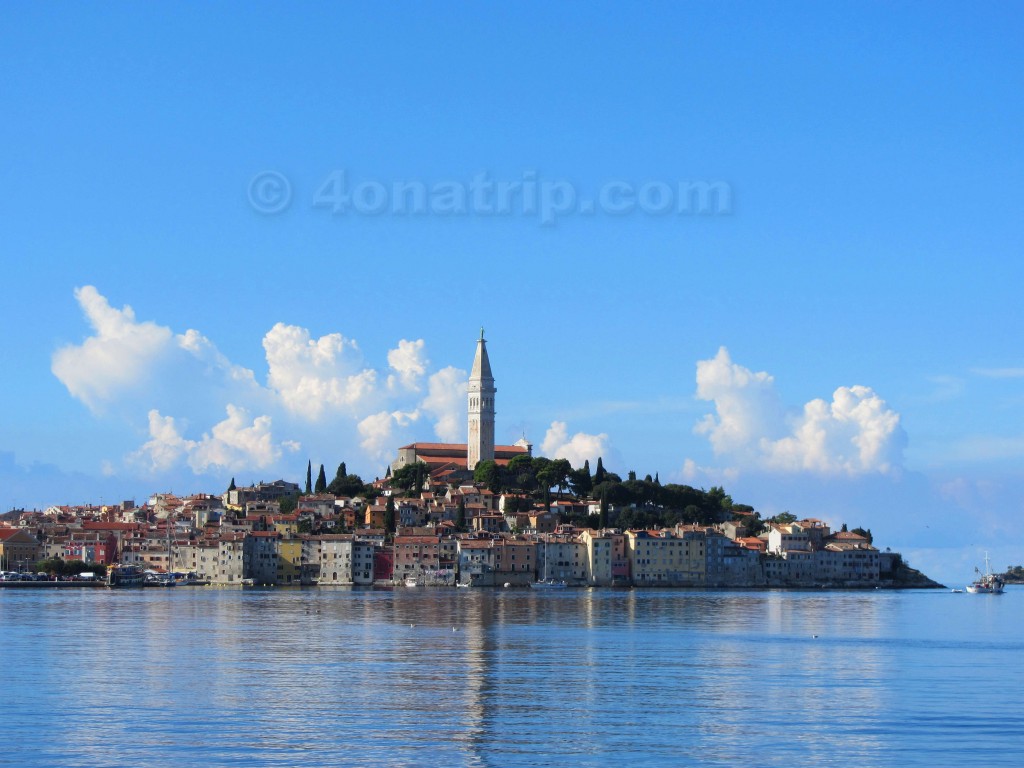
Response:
[244,530,281,585]
[312,534,354,584]
[352,539,376,585]
[0,527,41,572]
[278,537,302,585]
[393,534,442,584]
[457,538,497,585]
[704,531,763,586]
[537,536,587,583]
[579,529,628,586]
[492,538,536,585]
[626,530,706,586]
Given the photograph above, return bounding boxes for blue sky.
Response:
[2,2,1021,585]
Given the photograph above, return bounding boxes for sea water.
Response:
[1,586,1021,767]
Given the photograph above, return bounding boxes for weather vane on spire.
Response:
[480,327,485,340]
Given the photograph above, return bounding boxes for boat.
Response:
[532,557,568,589]
[405,577,420,587]
[966,553,1005,594]
[146,572,177,587]
[106,564,146,588]
[530,579,567,590]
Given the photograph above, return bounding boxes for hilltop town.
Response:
[1,332,939,589]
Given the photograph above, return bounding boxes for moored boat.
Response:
[530,579,567,590]
[106,564,146,588]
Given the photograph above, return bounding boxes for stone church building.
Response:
[392,330,531,478]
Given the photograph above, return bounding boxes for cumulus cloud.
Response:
[358,409,420,461]
[694,347,905,475]
[132,410,194,473]
[387,339,428,391]
[53,286,491,478]
[177,329,257,385]
[131,405,297,475]
[51,286,175,411]
[541,421,610,468]
[421,366,468,442]
[262,322,378,419]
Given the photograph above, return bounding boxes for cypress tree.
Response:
[594,457,606,484]
[456,496,466,531]
[599,490,609,530]
[385,496,396,533]
[305,461,312,495]
[228,477,236,492]
[315,464,327,494]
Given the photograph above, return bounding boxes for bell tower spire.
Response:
[467,328,496,471]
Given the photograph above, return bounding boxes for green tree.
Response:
[599,490,609,529]
[594,456,606,484]
[384,496,396,534]
[456,496,466,531]
[507,454,538,493]
[391,462,430,495]
[851,527,873,543]
[570,465,592,497]
[549,459,572,497]
[315,464,327,494]
[328,473,368,498]
[473,459,501,493]
[279,493,299,515]
[227,477,236,492]
[305,460,312,495]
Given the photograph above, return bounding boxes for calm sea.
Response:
[1,586,1022,767]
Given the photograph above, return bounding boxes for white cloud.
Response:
[262,322,379,419]
[51,286,175,411]
[694,347,905,475]
[130,405,296,476]
[420,366,467,442]
[53,287,491,478]
[387,339,428,391]
[358,409,420,461]
[177,328,257,385]
[541,421,610,469]
[188,405,288,473]
[132,410,196,473]
[679,457,739,485]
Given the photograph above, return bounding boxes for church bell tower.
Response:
[467,328,496,471]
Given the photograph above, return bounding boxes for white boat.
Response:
[530,579,567,590]
[405,577,420,587]
[966,553,1005,594]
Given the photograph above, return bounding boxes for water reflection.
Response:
[4,587,1024,766]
